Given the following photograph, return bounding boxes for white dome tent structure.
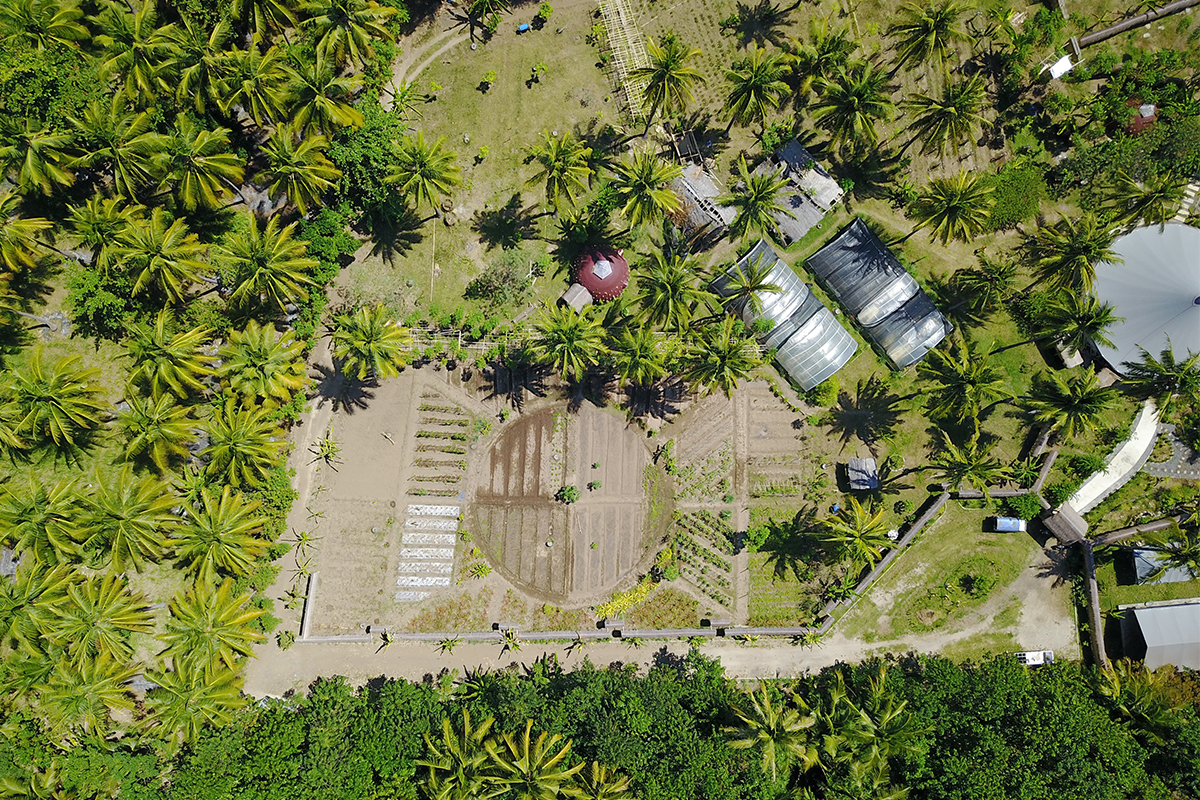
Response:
[1092,223,1200,373]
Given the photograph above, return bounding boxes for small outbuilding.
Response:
[669,164,736,244]
[752,139,844,245]
[1041,503,1089,544]
[1131,548,1197,585]
[847,457,879,491]
[1119,598,1200,670]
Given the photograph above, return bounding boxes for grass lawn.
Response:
[837,500,1041,640]
[1094,551,1200,613]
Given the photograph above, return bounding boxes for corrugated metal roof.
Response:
[1131,601,1200,670]
[1132,548,1198,585]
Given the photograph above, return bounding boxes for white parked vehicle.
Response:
[1015,650,1055,666]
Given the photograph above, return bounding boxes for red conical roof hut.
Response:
[572,247,629,302]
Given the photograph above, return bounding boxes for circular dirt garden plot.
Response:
[470,404,672,606]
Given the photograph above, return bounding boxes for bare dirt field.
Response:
[472,404,669,606]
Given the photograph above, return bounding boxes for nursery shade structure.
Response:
[710,239,857,390]
[1092,223,1200,373]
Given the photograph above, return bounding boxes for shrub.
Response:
[1045,479,1082,507]
[469,562,492,578]
[464,250,535,310]
[805,376,839,407]
[481,69,496,89]
[556,486,580,504]
[537,1,553,20]
[894,499,914,516]
[1005,493,1043,521]
[277,630,297,650]
[985,160,1047,231]
[1066,453,1106,481]
[759,121,793,154]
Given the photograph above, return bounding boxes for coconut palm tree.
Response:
[44,573,153,666]
[144,662,247,745]
[635,251,710,332]
[113,208,208,305]
[229,0,298,38]
[0,189,52,276]
[302,0,396,67]
[724,46,791,130]
[203,401,285,488]
[125,310,214,399]
[931,426,1008,498]
[386,132,462,215]
[225,44,293,125]
[949,253,1015,315]
[918,337,1011,422]
[0,0,89,50]
[1041,291,1122,357]
[1102,170,1187,229]
[173,485,267,584]
[1095,658,1181,744]
[79,467,175,572]
[1121,342,1200,419]
[718,254,783,315]
[1030,213,1119,296]
[609,150,682,228]
[0,479,81,566]
[261,126,342,216]
[68,98,164,201]
[486,719,584,800]
[719,158,794,244]
[156,115,246,211]
[170,17,234,117]
[220,320,307,409]
[286,54,365,135]
[417,709,498,799]
[331,304,413,382]
[812,62,894,150]
[785,21,856,99]
[1028,369,1118,442]
[684,316,761,396]
[94,0,179,106]
[726,688,818,781]
[159,578,265,676]
[889,0,968,75]
[910,170,995,244]
[904,74,987,156]
[37,656,137,738]
[531,305,608,382]
[525,130,593,213]
[387,79,427,120]
[219,216,317,312]
[6,349,109,451]
[0,118,75,196]
[572,762,633,800]
[67,196,146,273]
[633,34,706,125]
[0,562,73,656]
[1139,525,1200,584]
[814,497,892,569]
[609,327,667,388]
[118,391,196,473]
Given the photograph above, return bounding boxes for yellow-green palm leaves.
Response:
[172,485,267,584]
[532,304,608,382]
[159,578,265,676]
[221,320,308,409]
[331,303,413,382]
[125,309,214,400]
[44,573,153,666]
[486,719,584,800]
[202,401,285,488]
[219,215,317,312]
[609,150,682,228]
[726,688,817,782]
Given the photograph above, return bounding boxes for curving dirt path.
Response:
[386,24,469,106]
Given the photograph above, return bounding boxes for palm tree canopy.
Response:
[609,150,682,227]
[785,21,857,97]
[331,303,413,382]
[159,578,265,676]
[221,320,308,408]
[170,17,234,115]
[125,309,214,399]
[931,426,1008,497]
[0,0,90,50]
[113,208,209,305]
[635,251,710,331]
[94,0,179,106]
[525,130,592,212]
[1101,170,1187,229]
[814,497,892,569]
[302,0,397,67]
[918,337,1011,422]
[145,662,247,745]
[286,54,366,135]
[225,44,292,125]
[80,466,176,572]
[118,391,196,473]
[0,478,82,566]
[911,170,995,244]
[1028,368,1118,441]
[68,97,165,199]
[173,485,267,584]
[0,118,75,196]
[66,194,147,274]
[157,114,246,211]
[219,215,317,312]
[262,126,342,216]
[6,348,109,450]
[1041,291,1122,356]
[632,34,706,122]
[203,401,286,488]
[609,327,667,387]
[719,254,783,315]
[532,305,608,382]
[1120,342,1200,418]
[486,719,584,800]
[889,0,969,73]
[44,572,153,666]
[725,688,817,781]
[1031,213,1120,296]
[386,132,461,213]
[812,62,895,150]
[684,315,761,396]
[0,189,53,275]
[904,74,987,157]
[724,46,791,128]
[719,158,795,244]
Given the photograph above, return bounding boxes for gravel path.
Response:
[1143,423,1200,479]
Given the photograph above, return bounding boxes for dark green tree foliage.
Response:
[328,98,410,217]
[984,160,1046,232]
[0,44,100,128]
[3,653,1197,800]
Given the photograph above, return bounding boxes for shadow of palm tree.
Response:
[828,146,909,201]
[362,200,425,262]
[624,379,686,420]
[721,0,793,49]
[924,272,989,330]
[485,357,549,413]
[758,508,824,581]
[564,371,615,413]
[826,376,903,453]
[310,361,375,414]
[573,117,626,172]
[472,193,537,250]
[550,207,632,280]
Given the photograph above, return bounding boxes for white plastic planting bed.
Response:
[406,504,460,517]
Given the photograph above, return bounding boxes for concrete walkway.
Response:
[1143,423,1200,479]
[1069,400,1159,513]
[1173,181,1199,223]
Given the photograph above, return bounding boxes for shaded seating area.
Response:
[805,219,950,368]
[847,458,879,490]
[710,239,856,390]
